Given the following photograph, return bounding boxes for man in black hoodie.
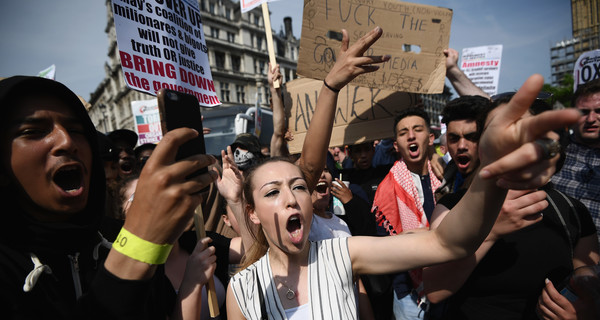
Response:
[0,76,217,319]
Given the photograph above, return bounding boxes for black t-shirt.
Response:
[434,186,596,320]
[345,164,393,205]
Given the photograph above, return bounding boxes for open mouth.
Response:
[286,215,303,244]
[409,143,418,153]
[120,161,134,173]
[315,181,328,194]
[456,155,470,166]
[53,166,83,193]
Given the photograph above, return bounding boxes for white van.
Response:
[200,105,273,156]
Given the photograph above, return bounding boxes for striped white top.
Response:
[230,238,357,320]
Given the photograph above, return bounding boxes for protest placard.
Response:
[283,78,419,154]
[574,49,600,90]
[131,98,162,144]
[297,0,452,94]
[111,0,220,107]
[461,45,502,96]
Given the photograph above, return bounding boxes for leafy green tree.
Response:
[543,74,574,108]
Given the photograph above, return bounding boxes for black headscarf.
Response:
[0,76,106,255]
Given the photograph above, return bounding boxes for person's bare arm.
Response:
[298,27,390,192]
[226,282,247,320]
[573,234,600,269]
[268,63,288,157]
[445,48,490,98]
[349,74,580,275]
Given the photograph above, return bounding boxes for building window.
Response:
[285,68,291,82]
[236,85,245,103]
[220,82,230,102]
[225,8,231,20]
[231,55,241,72]
[210,27,219,39]
[250,34,255,48]
[209,2,215,14]
[227,32,235,43]
[254,15,260,26]
[253,58,258,74]
[215,51,225,69]
[256,36,263,51]
[259,60,266,75]
[264,87,269,104]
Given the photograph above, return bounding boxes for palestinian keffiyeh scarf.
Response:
[372,159,441,299]
[373,160,441,235]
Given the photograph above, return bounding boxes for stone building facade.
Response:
[88,0,300,133]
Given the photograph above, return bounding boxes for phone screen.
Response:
[157,89,208,177]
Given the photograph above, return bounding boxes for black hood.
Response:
[0,76,106,254]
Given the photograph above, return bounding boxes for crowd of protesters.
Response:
[1,25,599,320]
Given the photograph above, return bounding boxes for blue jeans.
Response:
[393,291,424,320]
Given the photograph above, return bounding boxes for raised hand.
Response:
[444,48,489,97]
[268,62,282,88]
[323,27,390,91]
[215,146,244,204]
[444,48,459,72]
[478,74,580,189]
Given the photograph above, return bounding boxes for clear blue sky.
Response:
[0,0,572,100]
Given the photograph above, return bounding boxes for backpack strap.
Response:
[554,189,581,240]
[546,188,581,263]
[547,194,573,261]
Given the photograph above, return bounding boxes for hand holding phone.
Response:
[157,89,208,177]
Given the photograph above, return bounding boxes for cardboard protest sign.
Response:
[461,45,503,96]
[283,78,419,154]
[131,98,162,144]
[574,49,600,91]
[297,0,452,94]
[111,0,220,107]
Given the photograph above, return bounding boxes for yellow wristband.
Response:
[112,228,173,265]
